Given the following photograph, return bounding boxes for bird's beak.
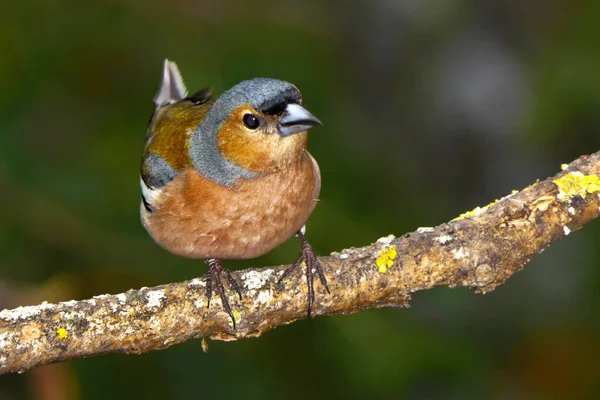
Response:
[278,103,322,137]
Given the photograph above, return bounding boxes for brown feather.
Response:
[141,152,320,260]
[146,100,215,171]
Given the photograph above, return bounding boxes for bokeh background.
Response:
[2,0,600,399]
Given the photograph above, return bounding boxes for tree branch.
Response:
[2,152,600,374]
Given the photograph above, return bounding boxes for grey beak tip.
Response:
[278,103,322,136]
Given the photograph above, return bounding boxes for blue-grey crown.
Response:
[218,78,302,116]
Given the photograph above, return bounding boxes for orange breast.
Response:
[141,153,320,259]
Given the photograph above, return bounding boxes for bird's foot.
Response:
[205,258,242,328]
[278,231,330,318]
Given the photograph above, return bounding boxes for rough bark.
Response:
[2,152,600,374]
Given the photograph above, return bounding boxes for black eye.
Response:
[243,114,260,130]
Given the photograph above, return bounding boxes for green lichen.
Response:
[554,172,600,201]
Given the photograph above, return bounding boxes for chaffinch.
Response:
[140,60,328,325]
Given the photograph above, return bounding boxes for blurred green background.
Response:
[2,0,600,399]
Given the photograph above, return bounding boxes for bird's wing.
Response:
[141,93,215,209]
[140,144,180,213]
[141,60,217,210]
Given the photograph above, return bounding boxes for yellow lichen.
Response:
[376,245,397,273]
[56,328,68,339]
[554,172,600,201]
[163,337,176,346]
[454,198,502,220]
[561,163,568,170]
[488,199,499,207]
[232,310,241,326]
[453,170,600,221]
[454,206,487,220]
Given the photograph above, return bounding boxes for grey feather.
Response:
[154,59,188,107]
[142,152,178,188]
[189,78,301,186]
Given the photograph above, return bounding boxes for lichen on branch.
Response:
[2,152,600,375]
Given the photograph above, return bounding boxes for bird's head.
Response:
[153,60,321,184]
[201,78,322,174]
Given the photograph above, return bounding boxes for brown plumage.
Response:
[143,100,213,175]
[141,151,320,259]
[140,60,328,325]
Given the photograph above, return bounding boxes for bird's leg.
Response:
[278,229,330,318]
[205,258,242,328]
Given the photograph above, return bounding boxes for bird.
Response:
[140,59,329,326]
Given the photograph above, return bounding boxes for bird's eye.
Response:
[243,114,260,130]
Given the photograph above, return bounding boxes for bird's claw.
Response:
[205,259,242,329]
[278,232,329,318]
